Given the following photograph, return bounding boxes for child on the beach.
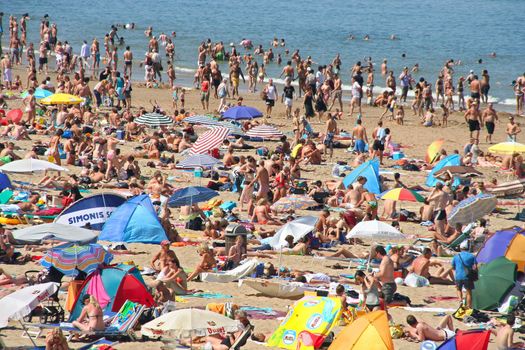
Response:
[441,104,449,127]
[423,108,435,127]
[180,89,185,109]
[394,105,405,125]
[172,86,179,110]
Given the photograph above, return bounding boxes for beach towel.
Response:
[87,271,111,308]
[200,259,259,283]
[189,292,233,299]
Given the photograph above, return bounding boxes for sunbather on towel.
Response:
[0,267,28,286]
[71,295,105,333]
[405,314,456,342]
[16,192,41,212]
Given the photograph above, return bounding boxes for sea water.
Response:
[4,0,525,109]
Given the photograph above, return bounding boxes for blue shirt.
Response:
[451,252,477,281]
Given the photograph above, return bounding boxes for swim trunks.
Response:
[355,139,366,153]
[485,121,495,135]
[471,92,480,100]
[265,98,275,107]
[372,139,385,151]
[468,119,480,132]
[382,282,397,304]
[434,209,446,221]
[324,132,334,147]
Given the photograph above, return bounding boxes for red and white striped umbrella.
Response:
[245,124,284,140]
[189,127,230,155]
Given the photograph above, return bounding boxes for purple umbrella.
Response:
[477,227,525,264]
[222,106,263,120]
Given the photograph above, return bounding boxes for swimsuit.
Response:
[324,132,334,147]
[355,139,366,153]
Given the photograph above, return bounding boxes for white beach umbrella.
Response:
[12,223,97,244]
[141,308,239,338]
[269,216,318,249]
[0,158,68,173]
[346,220,406,241]
[0,282,59,328]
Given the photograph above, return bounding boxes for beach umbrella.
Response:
[271,195,318,213]
[488,142,525,155]
[183,115,221,125]
[436,329,491,350]
[269,216,318,248]
[222,105,263,120]
[12,223,97,244]
[447,193,497,225]
[6,109,23,123]
[346,220,406,241]
[472,257,517,311]
[168,186,218,207]
[209,121,245,136]
[426,139,445,163]
[40,93,83,105]
[477,227,525,271]
[246,124,284,140]
[141,308,239,338]
[426,154,461,188]
[177,154,221,169]
[486,179,525,197]
[0,282,59,328]
[267,296,342,349]
[328,311,394,350]
[434,166,482,181]
[135,112,174,128]
[41,243,113,276]
[21,88,53,99]
[0,158,68,173]
[379,188,425,203]
[188,126,230,155]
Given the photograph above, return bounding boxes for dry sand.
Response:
[0,66,520,349]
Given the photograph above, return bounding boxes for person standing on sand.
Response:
[328,74,343,112]
[482,103,498,143]
[470,75,481,104]
[324,113,338,159]
[352,119,368,154]
[229,61,244,98]
[250,160,270,201]
[264,78,278,118]
[0,54,12,89]
[123,45,133,78]
[464,102,482,141]
[349,75,362,117]
[481,69,490,104]
[451,241,477,309]
[427,182,450,241]
[281,77,295,118]
[373,245,396,304]
[398,67,413,102]
[507,116,521,142]
[22,88,36,125]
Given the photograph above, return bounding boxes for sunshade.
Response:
[434,166,482,181]
[222,105,263,120]
[346,220,406,241]
[246,124,284,139]
[208,122,245,136]
[0,282,59,328]
[141,308,239,338]
[12,223,97,244]
[426,139,445,163]
[472,257,517,311]
[379,188,425,202]
[6,109,23,123]
[436,329,491,350]
[342,159,382,194]
[40,93,83,105]
[447,193,497,225]
[21,88,53,99]
[426,154,461,187]
[328,311,394,350]
[188,127,230,155]
[177,154,221,169]
[0,158,68,173]
[183,115,220,125]
[271,195,318,212]
[486,179,525,197]
[269,216,318,248]
[267,296,342,350]
[477,227,525,271]
[488,142,525,155]
[135,112,174,127]
[41,243,113,276]
[168,186,219,207]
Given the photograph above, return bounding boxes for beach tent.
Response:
[0,173,11,191]
[267,296,342,350]
[436,329,490,350]
[328,311,393,350]
[477,227,525,271]
[54,193,126,230]
[69,264,154,321]
[426,154,461,187]
[99,194,167,244]
[342,159,381,194]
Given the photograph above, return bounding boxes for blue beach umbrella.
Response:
[21,88,53,100]
[168,186,219,207]
[222,106,263,120]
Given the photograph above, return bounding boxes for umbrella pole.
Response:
[20,320,37,347]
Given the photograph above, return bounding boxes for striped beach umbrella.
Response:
[246,124,284,140]
[271,195,318,212]
[447,193,497,225]
[41,243,113,276]
[380,188,425,203]
[183,115,221,126]
[208,121,244,136]
[135,113,174,128]
[177,154,221,169]
[189,127,230,155]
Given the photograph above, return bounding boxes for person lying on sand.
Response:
[0,267,28,286]
[405,314,456,342]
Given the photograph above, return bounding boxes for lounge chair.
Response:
[25,300,145,341]
[230,324,254,350]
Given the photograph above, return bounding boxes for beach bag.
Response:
[404,273,429,288]
[390,324,405,339]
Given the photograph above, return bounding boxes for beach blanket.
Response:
[401,307,456,313]
[188,292,233,299]
[200,259,259,283]
[240,278,311,299]
[240,306,287,320]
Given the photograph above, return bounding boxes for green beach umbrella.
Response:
[472,256,517,311]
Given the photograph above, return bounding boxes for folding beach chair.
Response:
[229,324,254,350]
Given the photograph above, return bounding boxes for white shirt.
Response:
[352,81,361,98]
[266,85,277,100]
[80,43,89,58]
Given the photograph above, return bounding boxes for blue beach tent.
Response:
[98,194,167,244]
[342,159,382,194]
[426,154,461,187]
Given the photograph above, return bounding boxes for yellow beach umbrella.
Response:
[426,139,444,164]
[40,93,83,105]
[488,142,525,155]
